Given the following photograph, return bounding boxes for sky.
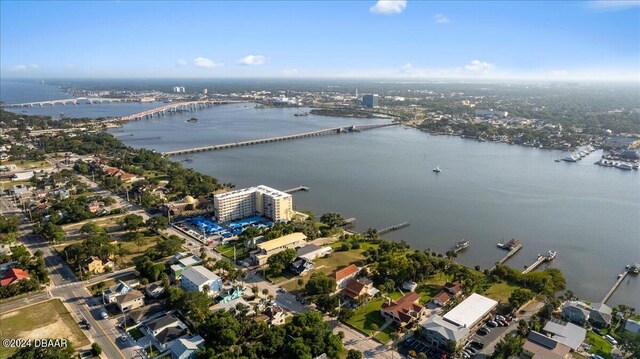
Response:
[1,0,639,81]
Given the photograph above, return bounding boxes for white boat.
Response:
[616,163,633,170]
[562,155,578,162]
[454,240,470,251]
[433,165,441,173]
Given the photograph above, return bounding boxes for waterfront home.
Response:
[431,290,452,307]
[180,266,221,295]
[542,318,587,350]
[589,302,612,328]
[381,292,425,327]
[521,331,571,359]
[332,264,360,290]
[561,301,590,325]
[443,281,464,297]
[624,318,640,334]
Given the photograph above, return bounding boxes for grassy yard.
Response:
[482,281,522,303]
[315,250,366,275]
[584,331,614,359]
[346,298,395,343]
[127,327,145,340]
[0,299,90,359]
[5,160,51,169]
[117,234,161,266]
[216,241,250,261]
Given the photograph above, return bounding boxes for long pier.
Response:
[284,186,309,193]
[492,243,523,270]
[601,267,635,304]
[162,123,399,157]
[522,251,556,274]
[377,222,410,235]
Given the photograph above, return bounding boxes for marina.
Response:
[452,239,470,253]
[493,239,524,270]
[521,250,557,274]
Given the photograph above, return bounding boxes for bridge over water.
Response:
[118,100,243,122]
[2,97,127,107]
[162,123,399,157]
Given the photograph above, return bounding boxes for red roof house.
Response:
[380,292,425,326]
[332,264,360,289]
[0,268,30,286]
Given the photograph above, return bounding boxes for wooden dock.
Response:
[377,222,410,235]
[492,243,523,270]
[522,251,556,274]
[602,270,630,304]
[161,123,398,157]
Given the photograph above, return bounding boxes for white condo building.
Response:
[213,185,293,223]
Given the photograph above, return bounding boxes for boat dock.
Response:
[161,123,399,157]
[340,218,356,227]
[492,239,523,270]
[602,264,639,304]
[377,222,410,236]
[522,250,557,274]
[284,186,309,193]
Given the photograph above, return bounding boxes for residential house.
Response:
[421,315,469,351]
[103,279,139,303]
[561,301,591,325]
[115,290,145,313]
[180,266,222,295]
[624,318,640,334]
[341,278,379,304]
[167,335,204,359]
[0,268,30,286]
[380,292,426,327]
[254,303,286,327]
[332,264,360,290]
[170,255,203,278]
[290,258,314,275]
[542,318,587,351]
[83,256,112,274]
[142,315,188,352]
[520,331,571,359]
[431,291,452,307]
[296,244,332,261]
[145,281,166,298]
[589,303,612,328]
[443,281,464,297]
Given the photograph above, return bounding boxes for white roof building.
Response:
[443,293,498,328]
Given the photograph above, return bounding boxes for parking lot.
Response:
[399,336,451,359]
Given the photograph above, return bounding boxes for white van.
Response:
[604,335,618,345]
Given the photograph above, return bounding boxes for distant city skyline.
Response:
[1,0,639,81]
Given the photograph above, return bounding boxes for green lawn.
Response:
[482,281,522,303]
[0,299,90,359]
[216,242,250,261]
[117,234,160,266]
[315,250,366,275]
[346,298,395,343]
[127,327,145,340]
[584,331,614,359]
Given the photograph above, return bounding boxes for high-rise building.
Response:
[202,88,208,96]
[361,94,379,108]
[173,86,186,93]
[213,185,293,223]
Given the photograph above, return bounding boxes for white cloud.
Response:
[549,69,569,77]
[588,0,640,11]
[193,57,224,68]
[370,0,407,15]
[282,69,299,75]
[464,60,494,72]
[176,59,187,66]
[10,64,38,72]
[434,14,449,24]
[239,55,267,66]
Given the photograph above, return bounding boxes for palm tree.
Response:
[262,288,269,298]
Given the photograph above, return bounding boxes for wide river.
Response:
[3,81,639,308]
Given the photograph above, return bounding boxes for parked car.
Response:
[470,341,485,349]
[100,310,109,319]
[593,328,603,335]
[487,320,498,327]
[496,315,505,321]
[604,335,618,345]
[79,350,93,359]
[500,319,510,326]
[477,327,489,335]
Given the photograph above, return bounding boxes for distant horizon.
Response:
[2,1,639,82]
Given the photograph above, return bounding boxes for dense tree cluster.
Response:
[491,265,566,294]
[0,247,49,299]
